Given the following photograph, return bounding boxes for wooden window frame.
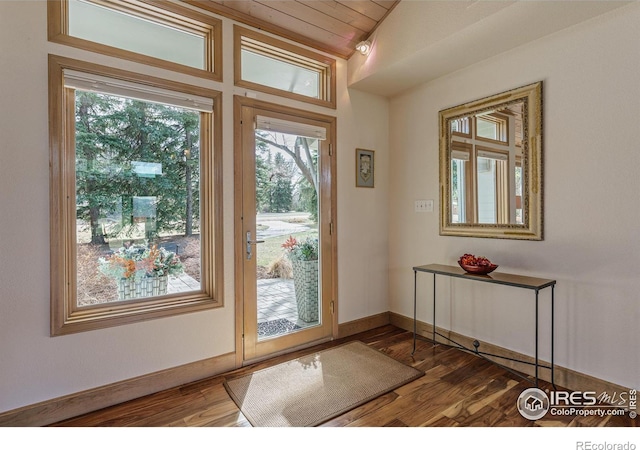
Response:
[48,55,224,336]
[450,141,473,223]
[234,26,337,109]
[48,0,223,82]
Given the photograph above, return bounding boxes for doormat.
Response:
[257,318,301,338]
[224,341,424,427]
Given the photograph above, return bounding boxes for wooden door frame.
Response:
[233,96,338,366]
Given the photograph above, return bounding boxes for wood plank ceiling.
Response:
[185,0,401,59]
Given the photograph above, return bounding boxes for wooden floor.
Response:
[50,325,636,427]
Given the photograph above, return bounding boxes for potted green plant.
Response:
[98,241,184,300]
[282,236,319,322]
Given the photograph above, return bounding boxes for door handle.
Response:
[246,231,265,260]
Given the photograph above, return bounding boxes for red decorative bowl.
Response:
[458,261,498,275]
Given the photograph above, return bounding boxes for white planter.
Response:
[118,276,168,300]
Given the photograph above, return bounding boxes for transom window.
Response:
[48,0,222,81]
[475,113,508,143]
[234,26,336,109]
[49,55,223,335]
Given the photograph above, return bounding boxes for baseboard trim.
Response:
[337,312,390,339]
[389,312,633,396]
[0,351,236,427]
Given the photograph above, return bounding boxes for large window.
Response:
[49,55,223,335]
[48,0,222,81]
[234,26,336,109]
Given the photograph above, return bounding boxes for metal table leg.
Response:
[433,273,436,345]
[535,289,539,387]
[551,285,555,388]
[412,270,417,354]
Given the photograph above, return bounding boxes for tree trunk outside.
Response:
[89,206,106,245]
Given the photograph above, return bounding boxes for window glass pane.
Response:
[68,0,205,69]
[75,90,201,306]
[476,117,498,140]
[476,157,497,223]
[451,159,466,223]
[254,130,320,338]
[241,49,320,99]
[451,117,469,134]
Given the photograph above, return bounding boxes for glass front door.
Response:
[238,103,334,362]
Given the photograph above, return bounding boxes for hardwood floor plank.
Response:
[439,356,495,385]
[605,413,639,427]
[199,383,236,403]
[440,377,519,423]
[172,399,243,427]
[346,360,505,427]
[356,326,410,346]
[455,405,507,427]
[421,415,461,427]
[490,379,537,427]
[120,393,213,427]
[383,418,409,427]
[52,388,205,427]
[319,392,399,427]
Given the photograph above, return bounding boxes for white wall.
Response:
[337,88,390,323]
[0,1,390,413]
[386,4,640,389]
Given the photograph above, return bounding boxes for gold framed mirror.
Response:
[439,81,543,240]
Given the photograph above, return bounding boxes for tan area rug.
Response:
[224,341,424,427]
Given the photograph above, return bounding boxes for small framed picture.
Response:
[355,148,374,188]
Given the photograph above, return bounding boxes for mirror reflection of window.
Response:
[476,157,497,223]
[448,105,521,225]
[476,114,508,142]
[451,117,470,135]
[450,152,468,223]
[476,117,498,140]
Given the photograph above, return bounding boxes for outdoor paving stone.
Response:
[255,278,320,338]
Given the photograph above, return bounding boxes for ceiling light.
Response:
[355,40,372,56]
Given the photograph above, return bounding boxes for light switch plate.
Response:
[415,200,434,213]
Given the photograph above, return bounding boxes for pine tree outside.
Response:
[75,91,203,306]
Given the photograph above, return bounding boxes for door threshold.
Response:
[242,336,333,367]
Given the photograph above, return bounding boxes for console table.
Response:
[412,264,556,387]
